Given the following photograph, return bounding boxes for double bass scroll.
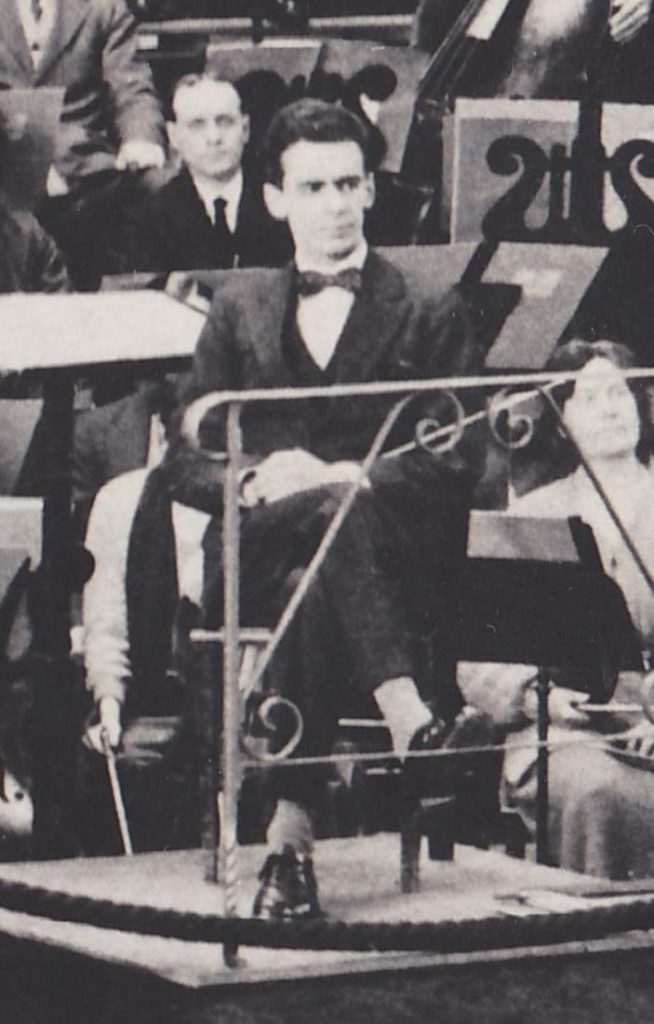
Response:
[403,0,615,197]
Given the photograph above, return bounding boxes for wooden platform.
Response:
[0,835,651,991]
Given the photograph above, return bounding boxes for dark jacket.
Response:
[119,167,292,274]
[0,202,68,292]
[165,250,484,514]
[0,0,165,179]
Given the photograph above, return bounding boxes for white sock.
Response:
[266,799,314,856]
[374,676,432,756]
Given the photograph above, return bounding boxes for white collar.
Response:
[295,241,368,276]
[190,168,243,219]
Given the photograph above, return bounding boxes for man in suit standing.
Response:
[157,98,483,919]
[120,74,291,274]
[0,0,166,285]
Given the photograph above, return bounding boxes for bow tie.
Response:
[296,267,363,297]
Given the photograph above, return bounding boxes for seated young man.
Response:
[162,98,484,918]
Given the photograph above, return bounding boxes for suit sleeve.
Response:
[101,0,165,148]
[26,219,70,293]
[162,295,244,513]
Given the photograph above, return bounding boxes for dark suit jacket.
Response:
[72,389,153,526]
[120,167,292,274]
[0,0,165,179]
[0,201,69,292]
[165,250,484,514]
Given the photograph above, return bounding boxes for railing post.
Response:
[221,401,243,966]
[535,669,550,865]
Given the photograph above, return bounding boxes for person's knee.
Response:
[552,749,623,812]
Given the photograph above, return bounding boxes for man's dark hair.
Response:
[264,98,377,185]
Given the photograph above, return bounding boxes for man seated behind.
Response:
[82,466,209,753]
[1,0,167,286]
[119,74,292,275]
[0,111,68,293]
[161,98,484,919]
[80,461,210,851]
[0,194,68,294]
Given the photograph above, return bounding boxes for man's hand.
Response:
[548,688,593,726]
[46,165,69,197]
[609,0,652,44]
[619,719,654,758]
[243,449,334,505]
[115,140,165,171]
[83,697,123,754]
[525,685,592,727]
[241,450,368,506]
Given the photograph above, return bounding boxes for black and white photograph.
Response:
[1,1,654,1021]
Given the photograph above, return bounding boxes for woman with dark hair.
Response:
[460,339,654,879]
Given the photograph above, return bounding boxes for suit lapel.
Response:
[0,0,35,77]
[329,252,408,383]
[167,169,215,262]
[244,265,295,385]
[36,0,88,82]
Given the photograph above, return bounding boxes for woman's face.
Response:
[561,357,640,461]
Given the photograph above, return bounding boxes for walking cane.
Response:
[101,729,133,856]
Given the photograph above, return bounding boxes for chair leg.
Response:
[422,795,456,861]
[400,811,422,893]
[399,795,457,892]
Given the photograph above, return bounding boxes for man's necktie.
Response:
[31,0,43,21]
[296,267,363,297]
[213,197,235,268]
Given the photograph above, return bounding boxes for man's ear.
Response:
[242,114,250,146]
[264,181,287,221]
[363,172,376,211]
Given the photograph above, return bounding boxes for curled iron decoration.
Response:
[241,693,304,764]
[486,387,540,451]
[413,388,465,455]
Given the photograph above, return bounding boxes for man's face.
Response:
[169,81,249,182]
[264,140,375,265]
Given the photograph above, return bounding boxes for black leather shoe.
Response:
[404,715,452,798]
[406,707,495,799]
[252,845,322,920]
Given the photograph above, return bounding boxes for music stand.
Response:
[463,509,636,862]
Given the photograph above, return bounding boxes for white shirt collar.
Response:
[190,169,244,232]
[16,0,57,68]
[295,241,368,276]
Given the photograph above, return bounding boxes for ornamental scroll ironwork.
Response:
[482,97,654,245]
